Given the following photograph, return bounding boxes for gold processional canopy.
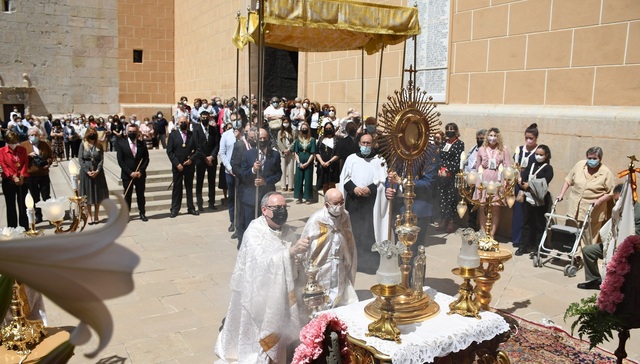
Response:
[232,0,421,55]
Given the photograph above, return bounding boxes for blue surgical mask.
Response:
[587,159,600,168]
[360,145,372,157]
[29,136,39,144]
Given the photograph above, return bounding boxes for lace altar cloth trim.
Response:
[326,288,510,363]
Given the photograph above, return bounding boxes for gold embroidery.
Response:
[310,223,329,266]
[259,332,280,353]
[289,290,297,306]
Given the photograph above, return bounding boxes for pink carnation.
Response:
[292,313,351,364]
[596,235,640,313]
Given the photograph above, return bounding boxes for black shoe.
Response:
[188,209,200,216]
[209,204,217,210]
[197,205,204,212]
[139,213,148,222]
[170,211,177,218]
[228,223,235,232]
[231,232,238,239]
[577,279,602,290]
[514,247,528,256]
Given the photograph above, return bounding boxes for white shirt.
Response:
[219,128,237,174]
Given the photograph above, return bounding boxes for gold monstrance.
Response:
[364,67,441,325]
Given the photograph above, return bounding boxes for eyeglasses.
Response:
[265,205,289,210]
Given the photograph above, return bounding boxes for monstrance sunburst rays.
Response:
[377,80,441,179]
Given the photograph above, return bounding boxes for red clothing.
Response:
[0,145,30,179]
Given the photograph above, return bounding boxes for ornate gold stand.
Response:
[448,267,484,319]
[0,282,47,355]
[474,250,513,310]
[50,192,88,234]
[366,284,406,343]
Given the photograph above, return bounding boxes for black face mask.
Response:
[324,129,334,136]
[270,207,288,226]
[258,140,268,149]
[87,134,97,141]
[477,139,484,148]
[347,128,357,137]
[301,129,309,134]
[248,139,257,148]
[128,132,137,140]
[179,123,188,131]
[445,131,456,138]
[201,118,209,125]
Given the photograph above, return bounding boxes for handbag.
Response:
[268,119,282,130]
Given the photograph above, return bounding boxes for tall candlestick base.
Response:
[448,267,484,319]
[474,250,513,310]
[366,284,406,343]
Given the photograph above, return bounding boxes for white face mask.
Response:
[487,136,497,145]
[328,111,335,117]
[535,155,545,163]
[327,204,344,218]
[303,103,309,108]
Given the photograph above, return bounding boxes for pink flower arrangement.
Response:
[597,235,640,314]
[292,313,351,364]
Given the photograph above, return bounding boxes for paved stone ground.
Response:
[2,150,638,363]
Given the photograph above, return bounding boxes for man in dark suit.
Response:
[166,116,201,217]
[116,123,150,221]
[193,111,220,212]
[240,128,282,232]
[231,124,254,241]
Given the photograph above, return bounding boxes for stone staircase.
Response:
[100,149,215,213]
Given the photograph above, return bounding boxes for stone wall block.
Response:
[457,0,490,12]
[594,65,640,106]
[468,72,504,103]
[504,70,545,104]
[452,11,472,42]
[488,35,526,71]
[546,68,594,106]
[454,40,489,72]
[602,0,640,23]
[509,0,551,35]
[627,21,640,64]
[572,23,627,67]
[551,0,600,30]
[526,30,572,69]
[472,5,509,40]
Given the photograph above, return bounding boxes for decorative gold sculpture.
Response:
[365,71,441,326]
[0,281,47,355]
[366,284,406,343]
[455,164,518,252]
[448,267,484,319]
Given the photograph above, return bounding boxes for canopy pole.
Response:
[236,12,240,106]
[361,48,365,117]
[255,0,266,219]
[247,7,252,111]
[375,47,385,124]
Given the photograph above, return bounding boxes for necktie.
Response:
[131,142,136,157]
[182,132,187,144]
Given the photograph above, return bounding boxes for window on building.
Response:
[133,50,143,63]
[3,0,12,12]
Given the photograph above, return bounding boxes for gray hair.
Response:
[586,146,603,159]
[476,128,487,137]
[28,126,42,136]
[261,191,283,207]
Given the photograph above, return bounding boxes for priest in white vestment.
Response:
[301,188,358,309]
[215,191,310,363]
[339,133,390,274]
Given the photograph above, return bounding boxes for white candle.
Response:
[27,208,34,225]
[498,164,504,182]
[466,171,477,186]
[71,175,77,190]
[50,204,65,221]
[514,148,520,165]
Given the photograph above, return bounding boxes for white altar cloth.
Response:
[326,288,510,364]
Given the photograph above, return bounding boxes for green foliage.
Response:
[0,275,14,319]
[564,294,625,350]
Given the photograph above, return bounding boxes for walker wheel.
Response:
[565,265,578,277]
[532,255,541,268]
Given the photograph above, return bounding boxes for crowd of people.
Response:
[3,100,636,363]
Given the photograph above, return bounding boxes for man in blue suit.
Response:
[240,128,282,237]
[386,147,441,254]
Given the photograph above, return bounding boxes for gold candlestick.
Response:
[473,250,513,310]
[366,284,406,343]
[448,267,484,319]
